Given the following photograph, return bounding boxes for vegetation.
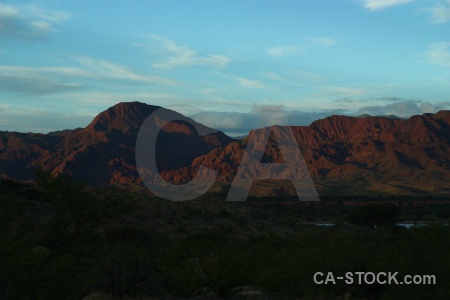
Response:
[1,175,450,299]
[348,203,401,228]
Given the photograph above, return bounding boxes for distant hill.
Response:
[355,114,406,120]
[231,135,248,140]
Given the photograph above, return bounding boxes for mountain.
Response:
[161,112,450,196]
[0,102,233,185]
[1,102,450,196]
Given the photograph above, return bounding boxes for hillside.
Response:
[162,111,450,196]
[0,102,233,185]
[1,102,450,196]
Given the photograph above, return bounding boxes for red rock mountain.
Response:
[0,102,233,185]
[161,111,450,195]
[1,102,450,195]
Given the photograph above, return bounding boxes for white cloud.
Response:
[266,37,335,57]
[0,57,176,95]
[0,4,16,17]
[362,0,414,11]
[45,91,183,109]
[190,107,347,136]
[0,66,86,95]
[321,86,368,97]
[356,100,448,117]
[0,3,70,39]
[429,0,450,24]
[287,69,326,84]
[260,69,326,88]
[0,92,198,133]
[145,35,230,68]
[73,57,175,84]
[24,5,70,24]
[265,45,305,57]
[308,37,336,47]
[190,111,250,134]
[234,77,266,89]
[424,42,450,67]
[0,65,88,79]
[260,70,283,81]
[0,104,92,133]
[3,97,447,135]
[251,104,284,114]
[368,96,403,102]
[0,73,81,95]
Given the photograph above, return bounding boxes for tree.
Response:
[0,170,135,299]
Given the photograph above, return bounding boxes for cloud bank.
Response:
[0,104,92,133]
[356,100,449,117]
[1,99,449,135]
[190,104,346,136]
[189,100,450,136]
[0,57,175,95]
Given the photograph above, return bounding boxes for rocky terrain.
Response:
[0,102,232,185]
[166,111,450,195]
[1,101,450,196]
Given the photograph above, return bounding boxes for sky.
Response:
[1,0,450,136]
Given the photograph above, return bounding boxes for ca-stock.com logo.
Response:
[135,105,320,202]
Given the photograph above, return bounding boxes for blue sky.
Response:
[1,0,450,135]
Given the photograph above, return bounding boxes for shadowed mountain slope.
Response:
[1,102,450,195]
[161,112,450,195]
[0,102,233,185]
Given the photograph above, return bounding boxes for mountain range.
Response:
[1,101,450,196]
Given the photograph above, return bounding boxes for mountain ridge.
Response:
[1,101,450,196]
[0,102,233,184]
[161,110,450,195]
